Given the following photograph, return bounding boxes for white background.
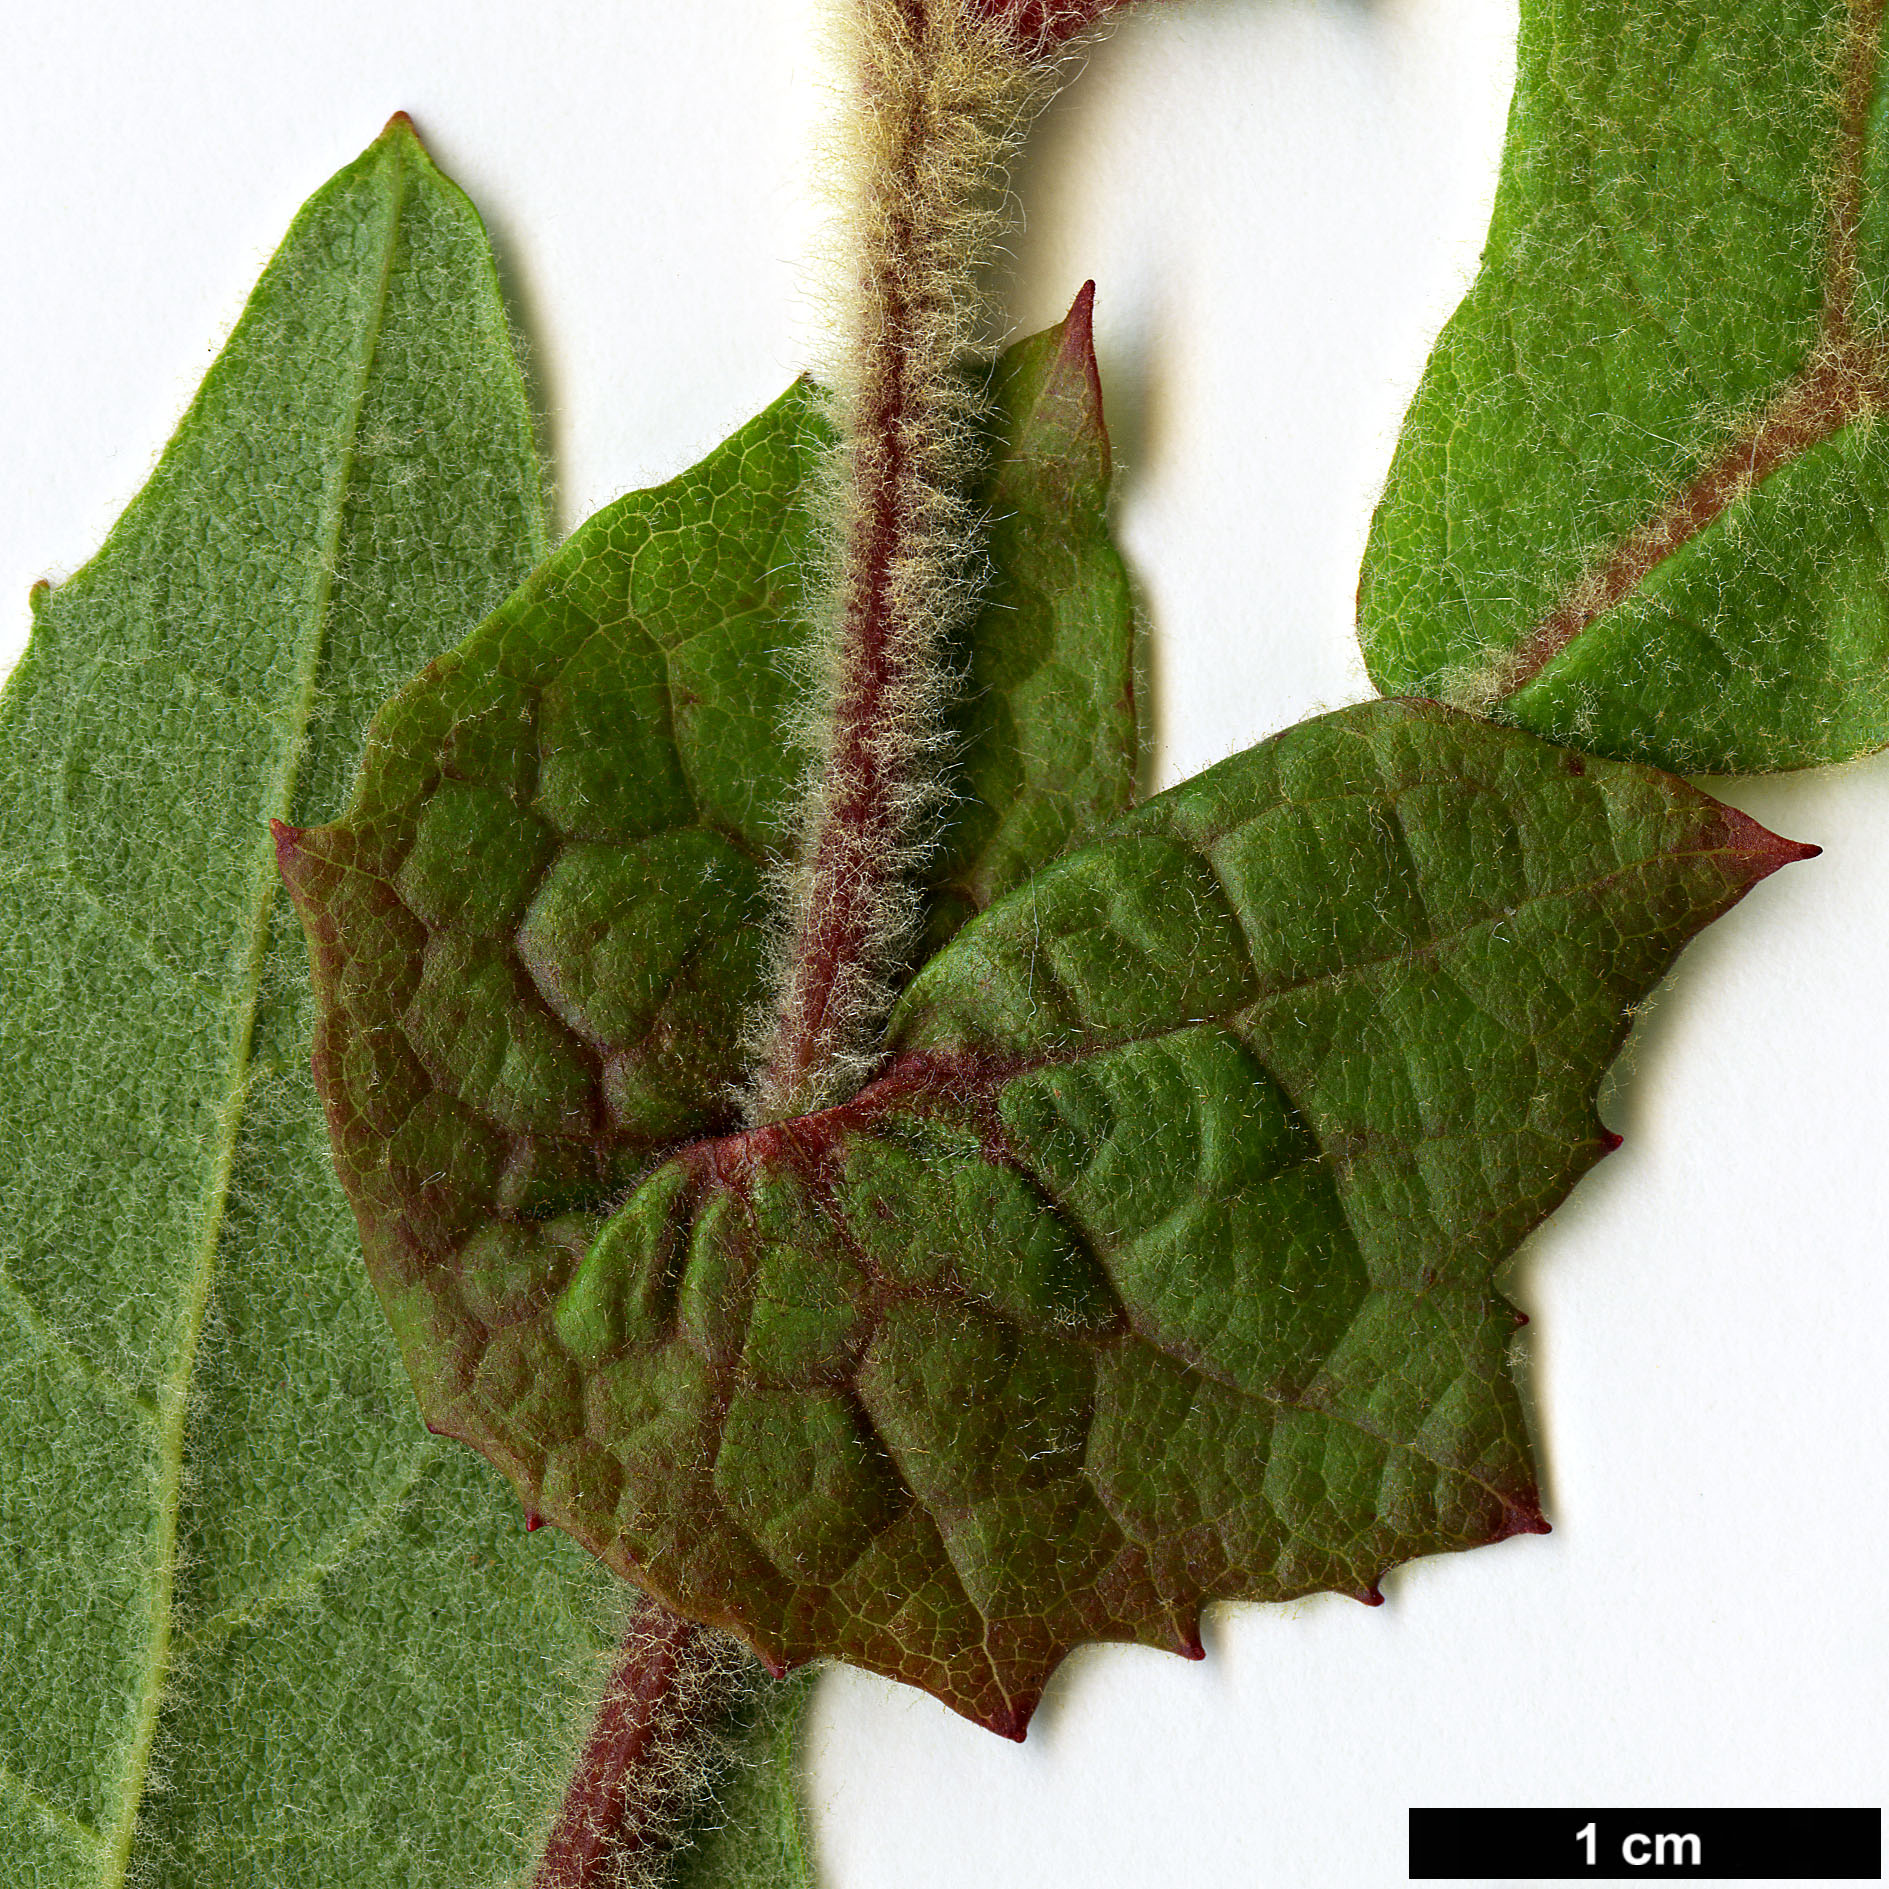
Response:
[2,3,1883,1885]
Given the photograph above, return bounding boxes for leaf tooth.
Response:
[1492,1495,1552,1543]
[268,818,325,896]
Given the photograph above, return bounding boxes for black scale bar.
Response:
[1409,1808,1881,1880]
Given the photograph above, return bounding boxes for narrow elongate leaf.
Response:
[0,122,635,1886]
[1359,0,1889,774]
[286,696,1809,1736]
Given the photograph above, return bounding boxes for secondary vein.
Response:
[0,1264,155,1424]
[179,1441,441,1660]
[0,1760,106,1855]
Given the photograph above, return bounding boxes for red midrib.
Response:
[1495,0,1888,698]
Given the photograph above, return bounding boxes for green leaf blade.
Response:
[669,1667,819,1889]
[1358,0,1889,774]
[321,697,1807,1738]
[923,281,1139,954]
[287,296,1138,1246]
[0,120,641,1888]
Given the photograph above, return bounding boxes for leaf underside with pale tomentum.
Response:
[0,119,785,1889]
[287,603,1807,1736]
[1360,0,1889,775]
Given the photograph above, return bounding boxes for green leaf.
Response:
[286,695,1809,1736]
[671,1668,818,1889]
[1358,0,1889,774]
[922,279,1139,957]
[0,119,638,1886]
[277,287,1136,1213]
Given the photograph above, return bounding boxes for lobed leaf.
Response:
[0,120,637,1886]
[1358,0,1889,774]
[287,696,1810,1736]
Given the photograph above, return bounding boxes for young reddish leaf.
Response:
[971,0,1122,44]
[280,292,1134,1214]
[285,696,1810,1737]
[1359,0,1889,773]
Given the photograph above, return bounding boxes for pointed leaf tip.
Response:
[1716,804,1821,881]
[1054,280,1107,466]
[996,279,1110,491]
[1067,277,1097,336]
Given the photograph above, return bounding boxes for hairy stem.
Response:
[749,0,1073,1123]
[535,2,1138,1871]
[533,1600,754,1889]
